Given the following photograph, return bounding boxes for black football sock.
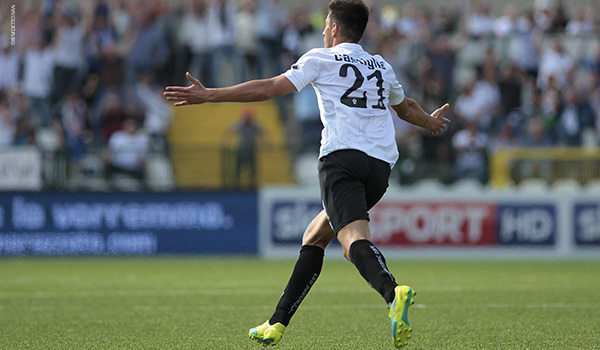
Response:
[349,239,398,304]
[269,245,324,326]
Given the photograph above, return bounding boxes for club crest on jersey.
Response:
[334,54,386,70]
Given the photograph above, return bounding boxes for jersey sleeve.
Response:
[388,77,405,106]
[283,49,321,91]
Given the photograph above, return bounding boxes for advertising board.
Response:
[0,147,42,190]
[259,187,592,258]
[0,192,257,255]
[574,201,600,246]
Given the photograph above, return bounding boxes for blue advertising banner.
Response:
[496,204,557,245]
[574,202,600,245]
[0,192,257,255]
[260,187,600,258]
[270,200,322,244]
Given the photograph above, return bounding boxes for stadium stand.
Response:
[1,0,599,191]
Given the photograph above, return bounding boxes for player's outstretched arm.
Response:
[392,98,451,135]
[164,72,297,106]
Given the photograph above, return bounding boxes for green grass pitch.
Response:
[1,257,599,349]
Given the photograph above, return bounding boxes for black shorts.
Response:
[318,149,392,234]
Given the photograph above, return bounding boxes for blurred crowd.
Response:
[0,0,599,187]
[380,0,600,184]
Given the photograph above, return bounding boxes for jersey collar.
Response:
[333,42,363,51]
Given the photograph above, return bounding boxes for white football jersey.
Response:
[284,42,405,166]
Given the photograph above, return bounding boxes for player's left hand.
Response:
[164,72,210,106]
[427,103,451,135]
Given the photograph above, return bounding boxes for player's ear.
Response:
[331,22,339,37]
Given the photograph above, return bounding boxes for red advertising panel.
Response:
[369,201,497,246]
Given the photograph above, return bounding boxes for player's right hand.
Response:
[163,72,210,106]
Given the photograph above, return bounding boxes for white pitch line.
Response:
[0,287,376,299]
[1,302,596,313]
[0,288,276,299]
[1,287,598,314]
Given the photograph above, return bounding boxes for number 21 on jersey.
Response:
[338,63,386,110]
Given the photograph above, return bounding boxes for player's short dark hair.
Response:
[328,0,369,43]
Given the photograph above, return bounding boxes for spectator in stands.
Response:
[475,66,501,129]
[532,0,555,33]
[0,37,19,92]
[519,117,553,179]
[294,84,321,153]
[497,60,525,117]
[416,56,450,116]
[282,8,313,68]
[236,0,259,81]
[59,90,89,176]
[556,88,594,146]
[125,6,169,85]
[434,4,462,35]
[565,6,595,36]
[537,37,574,91]
[12,89,37,147]
[426,34,457,96]
[98,88,127,142]
[395,3,423,39]
[98,41,125,90]
[481,45,498,77]
[509,11,541,80]
[0,93,16,147]
[415,67,454,182]
[15,9,43,54]
[549,0,569,34]
[121,87,146,124]
[359,2,386,53]
[171,6,192,88]
[454,77,480,123]
[52,9,85,104]
[522,117,553,147]
[493,3,528,37]
[105,117,149,183]
[93,0,110,20]
[255,0,287,78]
[13,115,37,146]
[589,87,600,142]
[78,65,99,103]
[179,0,214,87]
[582,46,600,78]
[490,122,520,152]
[22,36,54,128]
[224,106,264,189]
[466,0,495,39]
[86,12,117,74]
[111,0,133,41]
[134,74,172,152]
[209,0,241,87]
[452,121,488,184]
[390,5,431,71]
[539,75,561,139]
[454,68,500,131]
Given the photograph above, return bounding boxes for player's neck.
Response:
[332,38,357,47]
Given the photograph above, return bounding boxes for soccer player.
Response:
[164,0,450,347]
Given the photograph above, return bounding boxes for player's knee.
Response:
[302,228,333,249]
